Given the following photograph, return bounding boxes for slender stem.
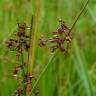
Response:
[28,0,41,72]
[21,50,25,77]
[26,16,34,96]
[20,47,26,96]
[27,16,34,73]
[30,52,57,96]
[66,0,89,56]
[26,0,41,95]
[69,0,89,34]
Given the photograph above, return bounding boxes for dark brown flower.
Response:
[65,35,72,43]
[14,87,23,96]
[24,43,30,52]
[59,45,66,52]
[39,35,46,47]
[16,31,25,37]
[13,66,21,77]
[18,22,26,30]
[39,20,72,53]
[5,39,13,48]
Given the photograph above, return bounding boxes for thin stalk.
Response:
[30,52,57,96]
[21,50,25,78]
[66,0,89,56]
[20,48,26,96]
[27,15,33,73]
[26,16,34,96]
[69,0,89,34]
[28,0,40,73]
[27,0,41,95]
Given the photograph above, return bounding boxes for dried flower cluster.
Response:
[6,22,39,96]
[39,20,72,53]
[5,22,30,57]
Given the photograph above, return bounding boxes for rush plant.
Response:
[5,17,39,96]
[5,0,89,96]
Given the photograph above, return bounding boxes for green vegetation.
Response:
[0,0,96,96]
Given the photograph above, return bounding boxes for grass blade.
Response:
[30,52,57,96]
[73,40,93,96]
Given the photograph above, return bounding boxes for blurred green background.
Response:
[0,0,96,96]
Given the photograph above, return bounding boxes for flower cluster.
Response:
[6,22,39,96]
[5,22,30,57]
[14,87,23,96]
[39,20,72,53]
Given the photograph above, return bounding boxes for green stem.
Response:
[66,0,89,56]
[69,0,89,34]
[27,15,34,73]
[26,15,34,96]
[29,52,57,96]
[20,48,26,96]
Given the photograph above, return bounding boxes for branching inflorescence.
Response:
[39,20,72,53]
[5,22,38,96]
[6,23,30,57]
